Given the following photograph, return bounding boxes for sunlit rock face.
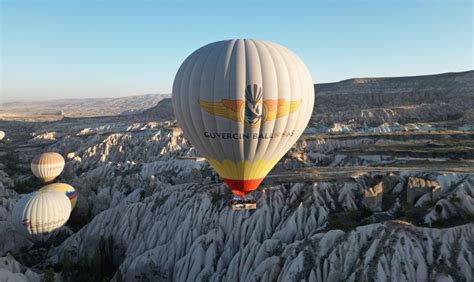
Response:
[362,182,383,211]
[406,177,441,206]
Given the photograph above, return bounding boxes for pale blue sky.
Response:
[1,0,472,102]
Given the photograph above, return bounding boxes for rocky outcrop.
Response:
[0,253,41,282]
[362,182,383,211]
[406,177,441,206]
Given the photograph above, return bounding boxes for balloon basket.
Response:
[230,198,257,210]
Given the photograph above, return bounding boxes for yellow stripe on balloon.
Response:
[207,158,279,180]
[40,183,77,210]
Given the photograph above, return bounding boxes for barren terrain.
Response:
[0,71,472,281]
[0,94,169,121]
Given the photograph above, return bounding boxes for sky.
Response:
[1,0,473,102]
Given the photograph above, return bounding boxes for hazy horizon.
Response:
[1,92,170,104]
[1,69,473,104]
[1,0,473,102]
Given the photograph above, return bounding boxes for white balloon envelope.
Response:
[31,152,65,183]
[40,183,77,210]
[172,39,314,196]
[12,190,71,241]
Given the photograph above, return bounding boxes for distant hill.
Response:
[312,70,474,128]
[138,98,174,120]
[315,70,473,111]
[0,94,170,121]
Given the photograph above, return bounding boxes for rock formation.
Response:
[0,71,472,281]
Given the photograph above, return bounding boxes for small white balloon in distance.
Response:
[31,152,65,183]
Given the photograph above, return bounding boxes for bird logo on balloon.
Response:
[199,84,302,127]
[244,84,263,125]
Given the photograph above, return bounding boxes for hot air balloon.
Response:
[31,152,65,183]
[0,131,5,141]
[40,183,77,210]
[172,39,314,198]
[12,190,71,240]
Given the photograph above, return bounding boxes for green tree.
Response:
[75,254,91,282]
[92,248,103,279]
[99,237,106,257]
[43,267,55,282]
[56,237,120,281]
[98,235,115,276]
[62,250,72,281]
[107,236,114,262]
[116,270,123,282]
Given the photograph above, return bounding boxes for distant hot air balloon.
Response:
[12,190,71,240]
[31,152,65,183]
[40,183,77,210]
[172,39,314,197]
[0,131,5,141]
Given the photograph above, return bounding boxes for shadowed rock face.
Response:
[139,98,175,120]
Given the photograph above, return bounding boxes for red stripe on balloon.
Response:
[223,178,264,196]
